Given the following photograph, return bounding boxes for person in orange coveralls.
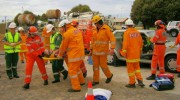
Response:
[58,19,85,92]
[42,24,51,64]
[146,20,167,80]
[18,27,28,63]
[120,19,145,88]
[71,20,87,78]
[23,26,48,89]
[171,24,180,77]
[91,15,115,86]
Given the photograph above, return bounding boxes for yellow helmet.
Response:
[92,15,102,23]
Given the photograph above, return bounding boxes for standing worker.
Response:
[58,20,85,92]
[120,19,145,88]
[171,24,180,77]
[91,15,115,86]
[42,25,51,64]
[18,27,28,63]
[146,20,167,80]
[46,24,68,83]
[23,26,48,89]
[71,20,87,78]
[2,22,21,79]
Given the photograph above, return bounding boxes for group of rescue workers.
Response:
[1,14,180,92]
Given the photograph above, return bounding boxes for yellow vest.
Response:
[4,32,21,53]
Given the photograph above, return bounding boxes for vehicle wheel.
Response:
[107,54,120,67]
[165,55,177,73]
[170,30,178,37]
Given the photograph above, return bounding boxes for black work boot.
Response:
[44,80,48,85]
[146,74,156,80]
[14,75,20,78]
[125,84,136,88]
[83,71,87,78]
[137,80,145,87]
[178,73,180,78]
[62,70,68,80]
[23,83,30,89]
[67,88,81,92]
[92,82,99,86]
[52,80,60,83]
[105,74,113,83]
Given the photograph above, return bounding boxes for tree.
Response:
[131,0,180,29]
[69,4,92,14]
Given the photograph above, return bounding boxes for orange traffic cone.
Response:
[86,81,94,100]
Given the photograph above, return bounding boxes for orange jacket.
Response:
[20,32,28,52]
[91,24,116,55]
[59,26,85,62]
[42,27,50,50]
[175,33,180,49]
[121,28,143,62]
[26,35,45,56]
[150,28,167,44]
[83,27,93,50]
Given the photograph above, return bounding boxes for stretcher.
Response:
[42,57,62,60]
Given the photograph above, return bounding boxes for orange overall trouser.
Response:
[127,62,143,84]
[24,55,48,83]
[65,57,87,74]
[19,52,27,61]
[92,55,112,82]
[68,60,85,90]
[151,45,166,74]
[177,49,180,72]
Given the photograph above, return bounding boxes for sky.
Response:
[0,0,134,22]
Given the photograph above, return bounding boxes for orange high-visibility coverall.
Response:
[175,33,180,72]
[42,27,50,63]
[19,32,28,61]
[150,28,167,74]
[24,35,48,84]
[59,26,85,90]
[120,28,143,85]
[91,24,115,82]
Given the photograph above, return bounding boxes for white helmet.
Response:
[18,27,24,31]
[46,24,54,33]
[125,19,134,26]
[9,22,16,28]
[58,19,71,27]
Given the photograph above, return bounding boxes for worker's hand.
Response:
[57,55,63,59]
[9,43,16,47]
[38,55,43,59]
[62,53,67,58]
[109,48,114,56]
[84,48,90,55]
[88,49,92,56]
[53,50,59,57]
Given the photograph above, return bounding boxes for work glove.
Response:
[84,48,90,55]
[109,48,114,56]
[38,55,43,59]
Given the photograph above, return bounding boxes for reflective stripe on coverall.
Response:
[150,28,167,74]
[175,33,180,72]
[25,35,48,83]
[91,24,115,82]
[59,26,85,90]
[19,33,27,61]
[120,28,143,84]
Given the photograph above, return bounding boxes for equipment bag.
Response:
[157,73,174,83]
[150,77,174,91]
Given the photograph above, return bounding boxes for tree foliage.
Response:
[69,4,92,13]
[131,0,180,29]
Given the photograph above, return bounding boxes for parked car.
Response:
[107,30,178,72]
[166,21,180,37]
[121,24,127,29]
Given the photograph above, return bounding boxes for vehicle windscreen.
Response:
[169,21,179,26]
